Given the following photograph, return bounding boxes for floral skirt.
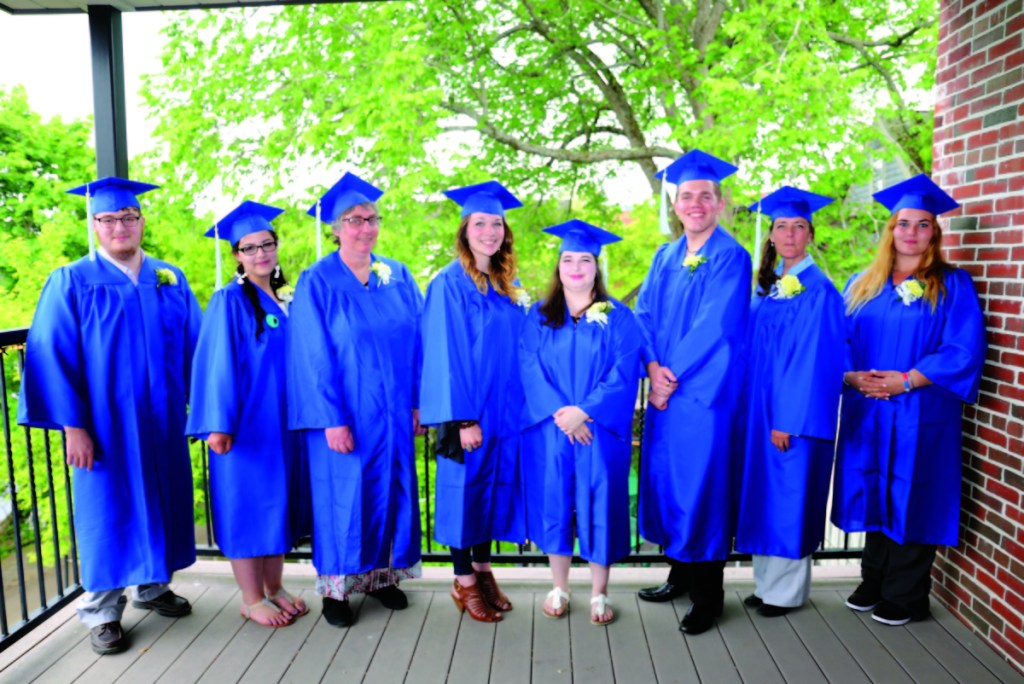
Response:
[316,562,422,601]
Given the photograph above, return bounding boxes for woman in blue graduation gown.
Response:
[187,202,309,627]
[420,181,528,623]
[833,175,985,626]
[520,220,642,626]
[734,188,845,617]
[287,173,424,628]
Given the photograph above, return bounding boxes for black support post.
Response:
[87,5,129,178]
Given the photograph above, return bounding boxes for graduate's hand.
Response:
[413,409,427,437]
[553,406,591,434]
[647,363,679,397]
[770,429,791,452]
[460,424,483,452]
[846,370,886,399]
[853,370,903,399]
[569,422,594,446]
[648,389,670,411]
[207,432,233,455]
[64,426,94,471]
[326,426,355,454]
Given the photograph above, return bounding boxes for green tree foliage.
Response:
[141,0,938,295]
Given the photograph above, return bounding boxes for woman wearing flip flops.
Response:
[519,220,642,626]
[187,201,311,627]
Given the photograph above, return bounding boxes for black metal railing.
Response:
[1,326,861,651]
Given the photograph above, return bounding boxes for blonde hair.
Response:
[455,215,521,303]
[845,212,948,314]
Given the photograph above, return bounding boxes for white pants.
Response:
[75,582,170,628]
[752,555,811,608]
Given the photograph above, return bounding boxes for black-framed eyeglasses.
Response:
[237,239,279,256]
[95,215,141,227]
[341,216,382,229]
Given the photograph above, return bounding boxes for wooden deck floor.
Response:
[1,567,1021,684]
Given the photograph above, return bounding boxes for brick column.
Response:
[931,0,1024,673]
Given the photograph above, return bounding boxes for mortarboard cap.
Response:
[655,149,738,185]
[543,219,622,256]
[443,180,523,217]
[749,186,833,223]
[67,176,160,215]
[872,173,960,216]
[205,200,284,244]
[307,172,384,223]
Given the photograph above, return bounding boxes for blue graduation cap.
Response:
[307,172,384,224]
[443,180,523,217]
[654,149,738,185]
[67,176,160,215]
[67,176,160,261]
[543,219,622,256]
[872,174,960,216]
[749,186,834,223]
[205,201,284,244]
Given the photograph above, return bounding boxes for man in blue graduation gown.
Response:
[18,178,202,654]
[635,151,751,635]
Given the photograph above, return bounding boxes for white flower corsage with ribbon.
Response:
[370,261,392,286]
[514,287,533,312]
[276,284,295,303]
[772,274,806,300]
[895,278,925,306]
[683,254,707,274]
[585,300,614,328]
[155,268,178,287]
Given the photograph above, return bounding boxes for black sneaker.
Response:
[322,597,354,627]
[90,621,128,655]
[871,600,911,626]
[132,590,192,617]
[844,582,881,612]
[367,584,408,610]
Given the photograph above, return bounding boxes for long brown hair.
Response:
[755,219,815,296]
[455,215,521,302]
[845,211,948,314]
[537,259,611,329]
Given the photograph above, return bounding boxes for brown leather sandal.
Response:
[450,580,502,622]
[475,570,513,612]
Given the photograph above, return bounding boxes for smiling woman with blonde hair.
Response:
[832,174,986,627]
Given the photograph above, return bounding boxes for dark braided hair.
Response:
[755,220,814,296]
[233,230,288,340]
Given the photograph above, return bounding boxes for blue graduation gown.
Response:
[286,253,423,575]
[186,282,308,558]
[831,267,986,546]
[635,227,751,562]
[17,255,202,592]
[419,260,527,548]
[519,299,642,566]
[734,261,845,559]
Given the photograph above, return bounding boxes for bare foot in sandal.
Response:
[267,588,309,618]
[591,594,615,626]
[242,598,293,627]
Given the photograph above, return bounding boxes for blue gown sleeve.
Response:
[419,269,479,424]
[912,268,986,403]
[401,264,425,411]
[185,290,241,438]
[16,268,91,431]
[771,283,846,440]
[841,273,859,373]
[666,245,751,408]
[577,305,643,441]
[287,270,354,429]
[179,272,203,402]
[633,244,667,366]
[519,305,569,429]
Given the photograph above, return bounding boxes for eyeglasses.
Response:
[237,239,279,256]
[341,216,382,229]
[95,215,141,227]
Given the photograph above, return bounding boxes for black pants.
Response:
[667,557,726,609]
[861,531,936,616]
[451,542,492,576]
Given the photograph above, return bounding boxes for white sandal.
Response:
[543,587,571,619]
[590,594,614,626]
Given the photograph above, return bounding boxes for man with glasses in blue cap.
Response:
[18,177,202,654]
[634,150,751,635]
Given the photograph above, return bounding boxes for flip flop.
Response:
[241,598,293,628]
[543,587,570,619]
[267,589,309,618]
[590,594,615,626]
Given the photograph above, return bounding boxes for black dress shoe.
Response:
[638,582,687,603]
[90,621,128,655]
[679,603,722,635]
[367,585,408,610]
[743,594,763,608]
[757,603,791,617]
[132,591,191,617]
[323,597,355,627]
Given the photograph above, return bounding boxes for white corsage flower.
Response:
[514,287,532,312]
[683,254,707,274]
[370,261,392,286]
[772,274,806,300]
[276,284,295,303]
[895,278,925,306]
[585,300,614,328]
[155,268,178,287]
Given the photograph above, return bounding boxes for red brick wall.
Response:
[932,0,1024,673]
